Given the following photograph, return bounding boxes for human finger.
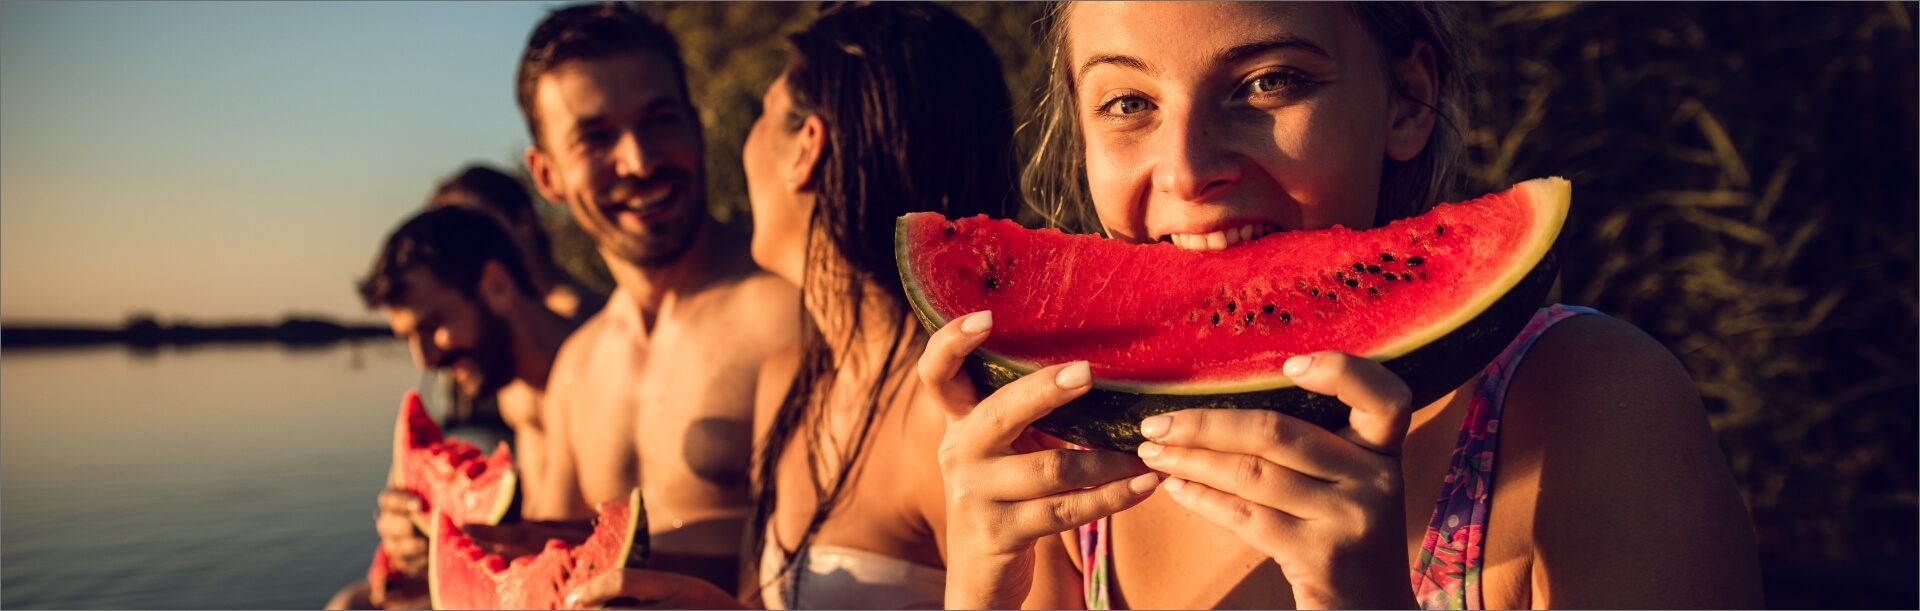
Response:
[563,569,741,610]
[377,489,423,514]
[1135,443,1338,519]
[1008,470,1161,535]
[1159,476,1301,556]
[956,361,1094,451]
[1138,408,1364,482]
[1282,352,1414,456]
[918,310,994,420]
[988,448,1152,500]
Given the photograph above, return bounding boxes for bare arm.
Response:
[1509,315,1764,609]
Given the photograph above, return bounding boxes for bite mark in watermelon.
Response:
[393,389,519,531]
[895,178,1571,450]
[428,488,650,610]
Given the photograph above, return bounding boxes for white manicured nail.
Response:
[1128,472,1161,494]
[1056,361,1091,389]
[1283,354,1314,377]
[961,311,992,334]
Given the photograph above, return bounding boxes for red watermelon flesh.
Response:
[393,390,518,530]
[428,488,649,610]
[897,178,1569,396]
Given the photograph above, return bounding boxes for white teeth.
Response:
[1166,223,1280,252]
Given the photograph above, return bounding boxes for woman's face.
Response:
[744,74,811,286]
[1067,2,1429,249]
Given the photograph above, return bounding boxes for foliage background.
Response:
[529,2,1916,608]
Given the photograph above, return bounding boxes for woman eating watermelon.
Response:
[921,2,1765,609]
[562,3,1018,608]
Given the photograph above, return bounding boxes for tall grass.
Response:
[1458,3,1917,606]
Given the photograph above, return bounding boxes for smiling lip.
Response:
[1160,222,1282,251]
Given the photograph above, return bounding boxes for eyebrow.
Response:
[1076,36,1334,82]
[1215,36,1332,65]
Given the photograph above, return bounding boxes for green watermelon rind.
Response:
[895,178,1570,451]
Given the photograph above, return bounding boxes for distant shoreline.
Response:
[0,317,394,348]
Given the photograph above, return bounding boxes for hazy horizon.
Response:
[2,1,570,326]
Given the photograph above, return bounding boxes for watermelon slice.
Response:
[393,389,519,530]
[896,178,1570,450]
[428,488,650,610]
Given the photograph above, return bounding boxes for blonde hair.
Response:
[1021,1,1473,232]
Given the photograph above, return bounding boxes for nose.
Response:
[613,129,659,178]
[1154,104,1241,202]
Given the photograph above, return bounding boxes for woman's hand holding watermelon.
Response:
[920,310,1160,609]
[1136,351,1419,610]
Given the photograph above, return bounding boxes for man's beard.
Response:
[442,309,517,399]
[591,169,707,271]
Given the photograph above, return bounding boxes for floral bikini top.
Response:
[1077,304,1601,610]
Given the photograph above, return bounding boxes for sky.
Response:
[1,1,571,325]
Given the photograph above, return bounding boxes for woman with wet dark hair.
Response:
[563,3,1016,608]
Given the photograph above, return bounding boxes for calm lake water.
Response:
[1,340,447,609]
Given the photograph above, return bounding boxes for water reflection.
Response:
[2,340,420,609]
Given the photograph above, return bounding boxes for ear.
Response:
[524,145,567,207]
[477,260,518,315]
[788,115,829,192]
[1385,40,1440,163]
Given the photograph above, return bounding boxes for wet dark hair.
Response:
[427,164,553,262]
[1023,1,1472,232]
[357,206,539,308]
[516,2,695,150]
[746,0,1018,594]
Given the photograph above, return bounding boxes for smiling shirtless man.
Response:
[509,3,798,593]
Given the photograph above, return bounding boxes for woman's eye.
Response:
[1243,70,1305,96]
[1098,94,1153,117]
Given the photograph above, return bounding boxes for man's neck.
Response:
[602,220,749,334]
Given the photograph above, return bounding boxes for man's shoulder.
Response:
[685,267,799,343]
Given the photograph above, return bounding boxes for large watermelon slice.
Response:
[896,178,1570,450]
[428,488,650,610]
[393,389,519,530]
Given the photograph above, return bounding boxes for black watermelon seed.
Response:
[1211,313,1221,325]
[1352,262,1365,272]
[1344,279,1359,288]
[1407,256,1425,266]
[1436,225,1446,235]
[1329,293,1339,301]
[1310,288,1321,296]
[943,224,957,237]
[1280,311,1292,322]
[1380,253,1395,262]
[1366,264,1382,274]
[1383,273,1397,281]
[1262,304,1275,314]
[1226,302,1237,313]
[1368,286,1380,296]
[984,276,998,289]
[1336,271,1347,280]
[1244,313,1254,324]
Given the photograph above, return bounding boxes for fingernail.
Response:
[1140,415,1170,439]
[1055,361,1091,389]
[1136,441,1164,460]
[1128,472,1161,494]
[1163,477,1186,493]
[961,310,993,334]
[562,592,579,609]
[1283,354,1315,377]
